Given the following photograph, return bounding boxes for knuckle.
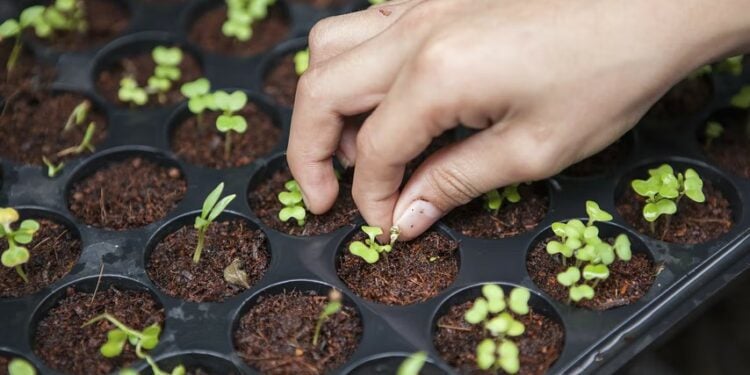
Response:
[308,19,334,56]
[355,128,382,159]
[295,68,322,101]
[425,165,480,210]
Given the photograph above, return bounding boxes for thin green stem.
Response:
[6,36,22,75]
[15,264,27,283]
[137,343,168,375]
[83,313,144,340]
[224,131,232,160]
[312,315,326,346]
[193,227,206,263]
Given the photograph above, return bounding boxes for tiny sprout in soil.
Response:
[119,77,148,106]
[42,156,65,178]
[348,225,397,264]
[294,48,310,75]
[630,164,705,234]
[397,351,428,375]
[312,288,343,346]
[57,122,96,157]
[546,201,633,303]
[704,121,724,148]
[180,78,212,127]
[194,182,236,263]
[223,0,277,42]
[484,184,521,214]
[464,284,531,374]
[0,208,40,283]
[149,46,184,104]
[213,90,249,158]
[8,358,36,375]
[277,179,306,225]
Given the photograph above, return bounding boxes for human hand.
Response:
[287,0,750,240]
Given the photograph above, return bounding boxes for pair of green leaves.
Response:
[0,208,40,271]
[556,264,609,285]
[223,7,253,41]
[476,338,520,374]
[119,77,148,106]
[464,285,530,324]
[84,313,161,358]
[214,91,249,133]
[484,184,521,214]
[278,180,307,226]
[194,182,236,263]
[631,164,705,223]
[181,78,213,115]
[0,6,50,39]
[348,225,393,264]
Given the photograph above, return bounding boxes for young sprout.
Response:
[704,121,724,148]
[7,358,36,375]
[148,46,184,104]
[277,180,306,226]
[119,77,148,106]
[294,49,310,76]
[348,226,394,264]
[213,90,248,159]
[180,78,212,127]
[484,184,521,214]
[312,289,342,346]
[43,0,88,35]
[193,182,236,263]
[0,6,47,73]
[716,55,744,76]
[397,352,427,375]
[0,208,40,283]
[57,122,96,157]
[630,164,705,234]
[731,85,750,109]
[546,201,632,303]
[222,0,277,42]
[63,99,91,132]
[464,285,531,374]
[42,156,65,178]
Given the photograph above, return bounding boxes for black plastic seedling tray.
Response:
[1,0,749,374]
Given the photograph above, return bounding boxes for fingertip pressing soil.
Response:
[434,301,564,375]
[248,166,359,236]
[616,182,734,244]
[527,237,656,310]
[189,4,289,56]
[0,41,57,95]
[700,113,750,179]
[68,156,187,230]
[263,54,297,107]
[563,137,630,177]
[34,286,164,375]
[147,219,270,302]
[338,230,459,305]
[96,49,202,107]
[234,290,362,374]
[171,104,281,169]
[0,218,82,298]
[444,183,549,239]
[0,91,108,166]
[647,76,713,118]
[26,0,130,51]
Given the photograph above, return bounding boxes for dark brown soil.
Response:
[34,286,164,375]
[234,290,362,374]
[68,156,187,230]
[264,54,297,107]
[647,76,713,118]
[147,219,270,302]
[26,0,130,51]
[563,137,630,177]
[0,41,57,96]
[527,237,656,310]
[0,218,81,298]
[444,183,549,239]
[0,91,107,165]
[701,112,750,179]
[287,0,349,8]
[338,230,459,305]
[434,300,564,375]
[189,4,289,56]
[171,103,281,169]
[616,182,734,244]
[96,48,202,107]
[248,166,359,236]
[0,357,6,375]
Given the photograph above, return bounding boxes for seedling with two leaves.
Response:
[348,225,399,264]
[484,184,521,214]
[180,78,212,128]
[0,6,47,73]
[222,0,277,42]
[213,90,249,159]
[118,46,185,106]
[0,208,40,283]
[312,288,343,346]
[41,99,95,178]
[464,284,531,374]
[277,180,306,226]
[193,183,236,263]
[397,352,428,375]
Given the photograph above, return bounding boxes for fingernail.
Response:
[394,200,443,239]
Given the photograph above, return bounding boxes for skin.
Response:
[288,0,750,240]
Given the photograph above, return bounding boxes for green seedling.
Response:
[193,182,236,263]
[716,55,744,76]
[731,85,750,109]
[277,179,306,226]
[222,0,277,41]
[464,284,530,374]
[180,78,212,127]
[312,288,342,346]
[43,0,88,35]
[546,201,633,303]
[0,6,47,73]
[8,358,36,375]
[348,225,395,264]
[119,77,148,106]
[294,48,309,75]
[704,121,724,148]
[63,99,91,132]
[484,184,521,214]
[0,207,40,283]
[630,164,705,234]
[57,122,95,157]
[42,156,65,178]
[397,351,427,375]
[687,64,712,80]
[213,90,248,159]
[148,46,183,103]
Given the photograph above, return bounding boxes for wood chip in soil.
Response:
[338,230,459,305]
[68,156,186,230]
[563,136,630,177]
[646,76,713,118]
[26,0,129,51]
[96,48,202,107]
[700,111,750,179]
[171,103,281,169]
[234,290,362,375]
[444,182,548,239]
[248,166,358,236]
[264,53,297,107]
[147,219,270,302]
[0,218,81,298]
[527,237,656,310]
[0,41,56,96]
[0,91,107,165]
[34,286,164,375]
[434,300,564,375]
[616,182,733,244]
[189,4,289,56]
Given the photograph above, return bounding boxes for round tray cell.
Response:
[187,0,290,57]
[349,355,449,375]
[561,131,635,178]
[31,275,165,375]
[0,90,108,167]
[247,154,359,237]
[526,221,657,310]
[615,159,741,245]
[66,148,187,230]
[232,280,363,374]
[432,283,565,375]
[697,107,750,179]
[443,181,551,240]
[262,39,307,108]
[336,225,460,306]
[0,207,82,299]
[644,74,714,120]
[169,90,283,169]
[146,211,271,303]
[93,35,204,108]
[139,352,241,375]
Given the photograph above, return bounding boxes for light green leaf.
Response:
[551,222,567,238]
[201,183,224,218]
[171,365,186,375]
[476,338,496,370]
[361,225,383,242]
[349,241,379,264]
[485,189,502,212]
[19,6,45,28]
[569,284,595,302]
[278,190,303,206]
[643,199,677,222]
[508,287,530,315]
[294,49,310,76]
[583,264,610,280]
[614,234,632,261]
[731,85,750,109]
[2,246,29,267]
[216,115,248,133]
[8,358,36,375]
[497,340,520,374]
[181,78,211,98]
[556,266,581,287]
[100,328,127,357]
[152,46,183,66]
[631,178,658,198]
[464,297,489,324]
[575,244,597,262]
[279,206,306,226]
[586,200,613,223]
[226,91,248,112]
[285,180,301,192]
[504,184,521,203]
[596,242,615,265]
[397,351,427,375]
[482,284,505,313]
[485,315,510,336]
[0,19,20,38]
[208,194,236,222]
[140,323,162,350]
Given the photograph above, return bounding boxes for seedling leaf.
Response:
[396,351,427,375]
